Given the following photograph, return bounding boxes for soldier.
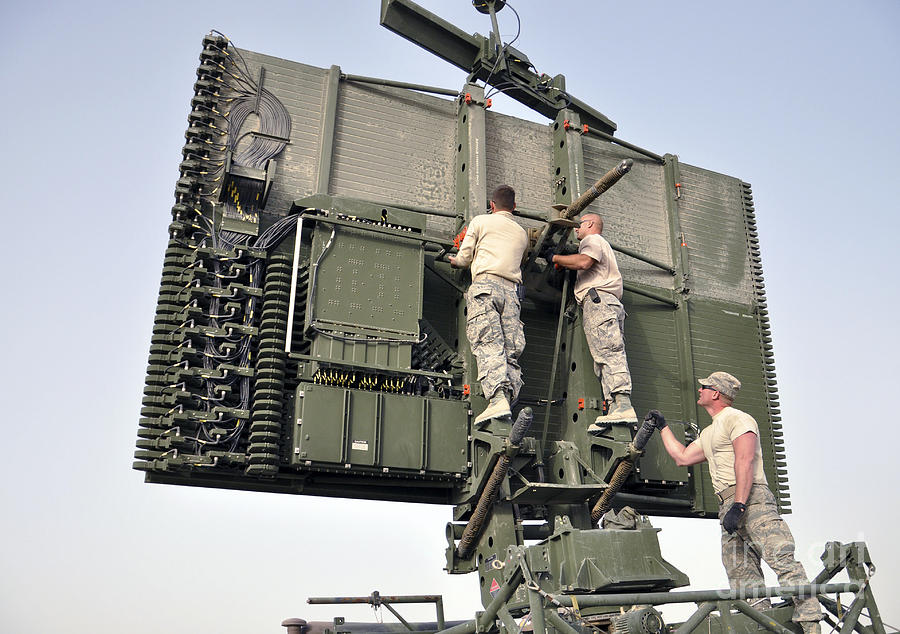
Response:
[450,185,529,424]
[647,372,822,631]
[551,213,636,430]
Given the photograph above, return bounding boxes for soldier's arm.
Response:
[450,221,479,268]
[731,431,757,504]
[658,427,706,466]
[551,253,595,270]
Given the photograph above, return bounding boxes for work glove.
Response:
[722,502,746,534]
[644,409,667,430]
[537,240,556,262]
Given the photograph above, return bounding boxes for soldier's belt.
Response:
[472,273,518,287]
[716,483,769,504]
[715,485,737,503]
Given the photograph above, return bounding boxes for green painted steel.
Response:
[292,383,468,475]
[531,518,689,593]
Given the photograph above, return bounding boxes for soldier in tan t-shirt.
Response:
[647,371,821,631]
[551,213,635,429]
[450,185,528,424]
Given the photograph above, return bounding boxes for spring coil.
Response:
[136,240,198,472]
[246,251,292,476]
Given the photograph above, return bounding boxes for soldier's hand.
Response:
[722,502,746,534]
[645,409,667,430]
[537,240,556,262]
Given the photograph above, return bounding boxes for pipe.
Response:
[515,206,549,222]
[611,492,692,508]
[437,568,527,634]
[308,595,444,605]
[341,73,459,97]
[608,241,675,275]
[540,273,570,448]
[583,127,666,164]
[552,583,860,608]
[731,600,794,634]
[527,585,547,634]
[477,568,524,631]
[623,282,679,308]
[449,522,553,541]
[673,603,716,634]
[545,610,582,634]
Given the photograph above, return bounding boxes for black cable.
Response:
[483,1,522,100]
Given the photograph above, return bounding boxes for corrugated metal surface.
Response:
[582,138,674,290]
[677,164,754,304]
[517,301,567,439]
[625,294,686,417]
[239,50,330,212]
[688,298,787,507]
[485,111,553,212]
[330,82,457,214]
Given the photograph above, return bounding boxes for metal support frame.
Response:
[432,541,879,634]
[316,65,341,194]
[380,0,617,135]
[454,81,487,408]
[582,126,665,164]
[342,73,459,97]
[661,152,706,511]
[308,592,446,631]
[812,542,885,634]
[539,273,570,448]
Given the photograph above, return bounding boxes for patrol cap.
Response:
[698,371,741,400]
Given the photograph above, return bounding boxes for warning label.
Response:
[489,578,501,597]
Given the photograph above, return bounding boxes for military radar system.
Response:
[135,1,885,632]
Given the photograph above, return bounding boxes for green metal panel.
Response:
[533,520,689,593]
[688,297,785,508]
[292,383,468,475]
[308,226,423,339]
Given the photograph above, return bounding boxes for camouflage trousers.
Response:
[465,278,525,401]
[719,484,822,622]
[581,291,632,397]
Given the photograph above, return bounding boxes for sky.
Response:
[1,1,898,633]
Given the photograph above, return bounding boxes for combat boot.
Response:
[588,393,637,434]
[474,393,511,425]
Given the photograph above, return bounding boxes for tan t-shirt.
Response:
[573,234,623,303]
[454,210,528,283]
[698,406,768,494]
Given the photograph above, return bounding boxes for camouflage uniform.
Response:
[581,292,632,397]
[719,484,822,622]
[465,276,525,401]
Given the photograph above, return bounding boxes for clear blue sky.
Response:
[1,2,898,633]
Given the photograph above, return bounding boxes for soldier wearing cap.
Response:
[646,372,821,632]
